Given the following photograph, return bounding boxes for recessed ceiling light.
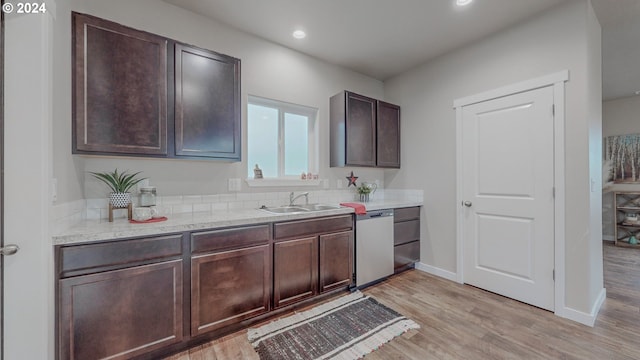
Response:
[456,0,473,6]
[635,90,640,95]
[292,30,306,39]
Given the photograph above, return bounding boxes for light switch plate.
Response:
[51,178,58,203]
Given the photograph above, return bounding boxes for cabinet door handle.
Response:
[0,244,19,256]
[463,201,472,207]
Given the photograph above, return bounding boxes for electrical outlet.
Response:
[322,179,329,189]
[228,178,241,192]
[336,179,343,189]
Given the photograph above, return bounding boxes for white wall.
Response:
[53,0,387,202]
[5,4,56,359]
[603,96,640,137]
[384,0,603,315]
[586,0,604,315]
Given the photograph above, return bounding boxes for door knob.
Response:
[463,201,472,207]
[0,244,19,256]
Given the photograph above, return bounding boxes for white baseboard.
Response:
[414,262,458,282]
[558,288,606,327]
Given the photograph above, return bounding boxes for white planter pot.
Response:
[109,192,131,208]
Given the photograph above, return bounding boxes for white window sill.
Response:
[245,178,321,187]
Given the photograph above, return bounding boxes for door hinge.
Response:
[552,187,555,198]
[552,269,555,281]
[552,104,555,116]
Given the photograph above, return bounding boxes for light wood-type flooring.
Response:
[166,242,640,359]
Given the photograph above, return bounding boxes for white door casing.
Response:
[455,71,568,316]
[461,86,555,310]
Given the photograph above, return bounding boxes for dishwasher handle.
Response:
[357,209,394,220]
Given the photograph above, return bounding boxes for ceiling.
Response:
[165,0,640,101]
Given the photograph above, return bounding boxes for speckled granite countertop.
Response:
[52,200,422,246]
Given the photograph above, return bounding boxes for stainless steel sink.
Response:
[259,204,341,214]
[259,205,310,214]
[299,204,341,211]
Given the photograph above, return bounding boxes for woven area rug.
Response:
[247,291,420,360]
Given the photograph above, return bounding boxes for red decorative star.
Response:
[346,171,359,187]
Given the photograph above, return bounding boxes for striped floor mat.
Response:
[248,291,420,360]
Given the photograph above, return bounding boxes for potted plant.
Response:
[356,183,373,202]
[90,169,146,208]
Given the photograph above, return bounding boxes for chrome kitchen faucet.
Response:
[289,191,309,206]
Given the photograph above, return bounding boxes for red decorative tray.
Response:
[129,216,168,224]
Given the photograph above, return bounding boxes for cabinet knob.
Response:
[463,201,472,207]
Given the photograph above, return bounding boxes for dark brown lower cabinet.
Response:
[394,207,421,273]
[319,231,354,293]
[58,260,183,360]
[273,237,318,308]
[56,216,354,359]
[273,215,354,308]
[191,244,271,336]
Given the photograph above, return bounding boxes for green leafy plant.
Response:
[356,184,372,195]
[89,169,146,193]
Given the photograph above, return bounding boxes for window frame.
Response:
[247,95,318,180]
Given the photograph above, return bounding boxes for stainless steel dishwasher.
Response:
[355,209,394,288]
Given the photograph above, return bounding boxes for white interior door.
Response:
[461,86,555,311]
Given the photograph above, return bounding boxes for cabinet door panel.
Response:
[191,244,271,336]
[345,92,377,166]
[319,231,354,293]
[394,220,420,246]
[59,260,182,360]
[274,237,318,308]
[394,241,420,272]
[73,13,168,155]
[376,101,401,168]
[394,207,420,222]
[175,44,241,160]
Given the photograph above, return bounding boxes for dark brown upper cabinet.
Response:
[330,91,401,168]
[72,12,168,155]
[72,12,241,161]
[175,44,240,160]
[376,101,401,168]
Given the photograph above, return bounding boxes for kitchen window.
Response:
[247,96,318,181]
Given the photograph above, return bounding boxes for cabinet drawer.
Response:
[59,234,183,278]
[191,224,271,254]
[394,207,420,222]
[274,215,353,240]
[394,240,420,271]
[394,220,420,245]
